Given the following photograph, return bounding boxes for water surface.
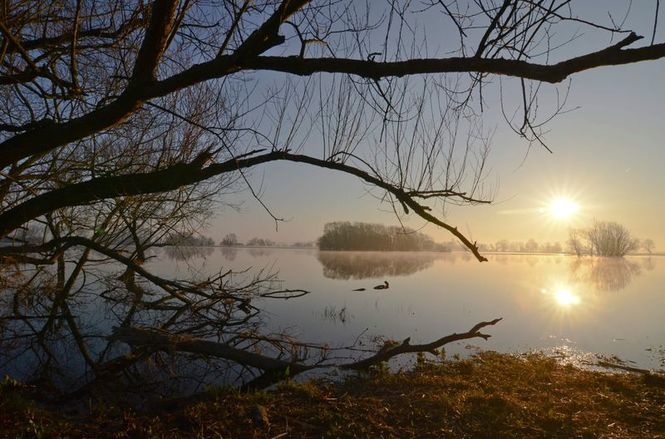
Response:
[153,248,665,370]
[2,247,662,396]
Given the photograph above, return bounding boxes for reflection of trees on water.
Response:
[163,245,215,261]
[641,257,655,272]
[248,248,274,258]
[220,246,238,261]
[317,251,453,280]
[569,257,642,291]
[0,260,311,400]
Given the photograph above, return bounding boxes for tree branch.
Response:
[1,29,661,170]
[340,318,503,370]
[129,0,179,86]
[0,150,489,261]
[241,33,656,83]
[109,318,502,386]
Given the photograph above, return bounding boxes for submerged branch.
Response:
[109,318,502,388]
[109,326,314,375]
[340,318,503,370]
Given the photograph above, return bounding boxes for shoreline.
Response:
[2,352,663,438]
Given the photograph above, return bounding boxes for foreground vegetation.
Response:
[2,352,664,438]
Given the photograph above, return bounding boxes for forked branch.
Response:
[110,317,502,387]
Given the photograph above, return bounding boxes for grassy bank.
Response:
[2,352,664,438]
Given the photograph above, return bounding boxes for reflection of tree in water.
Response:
[0,255,498,402]
[163,245,215,261]
[0,260,309,399]
[569,257,642,292]
[220,246,238,261]
[248,248,274,258]
[641,257,656,272]
[317,251,450,280]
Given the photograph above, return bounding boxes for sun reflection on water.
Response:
[540,284,585,313]
[553,288,581,306]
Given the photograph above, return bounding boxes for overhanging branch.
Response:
[241,33,661,83]
[0,150,489,261]
[1,29,663,170]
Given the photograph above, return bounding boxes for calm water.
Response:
[151,248,665,370]
[2,248,663,395]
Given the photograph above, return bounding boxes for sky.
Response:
[208,2,665,250]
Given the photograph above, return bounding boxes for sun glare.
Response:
[554,288,580,306]
[548,197,580,220]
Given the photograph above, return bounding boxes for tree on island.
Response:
[568,221,639,257]
[0,1,664,392]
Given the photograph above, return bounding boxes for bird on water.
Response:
[373,280,389,290]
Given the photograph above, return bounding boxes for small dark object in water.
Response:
[373,280,389,290]
[352,288,366,291]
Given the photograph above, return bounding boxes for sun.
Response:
[548,197,580,220]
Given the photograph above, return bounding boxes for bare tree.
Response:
[642,238,656,255]
[0,1,663,259]
[584,221,639,257]
[567,228,586,257]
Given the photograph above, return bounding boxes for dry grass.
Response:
[2,352,664,438]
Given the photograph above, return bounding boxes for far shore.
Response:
[175,244,665,257]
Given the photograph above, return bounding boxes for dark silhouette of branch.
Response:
[242,33,655,82]
[0,28,662,169]
[341,318,503,370]
[109,317,502,387]
[0,150,489,261]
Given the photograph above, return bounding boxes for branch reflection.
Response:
[0,258,315,400]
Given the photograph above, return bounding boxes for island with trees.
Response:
[163,232,216,247]
[318,221,451,252]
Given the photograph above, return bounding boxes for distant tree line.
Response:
[473,222,655,257]
[220,233,315,248]
[318,222,450,252]
[477,239,563,254]
[245,237,275,247]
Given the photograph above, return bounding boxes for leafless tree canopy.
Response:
[0,0,663,395]
[568,221,640,257]
[0,0,663,259]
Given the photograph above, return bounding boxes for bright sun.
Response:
[548,197,580,220]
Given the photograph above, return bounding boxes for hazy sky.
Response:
[209,3,664,250]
